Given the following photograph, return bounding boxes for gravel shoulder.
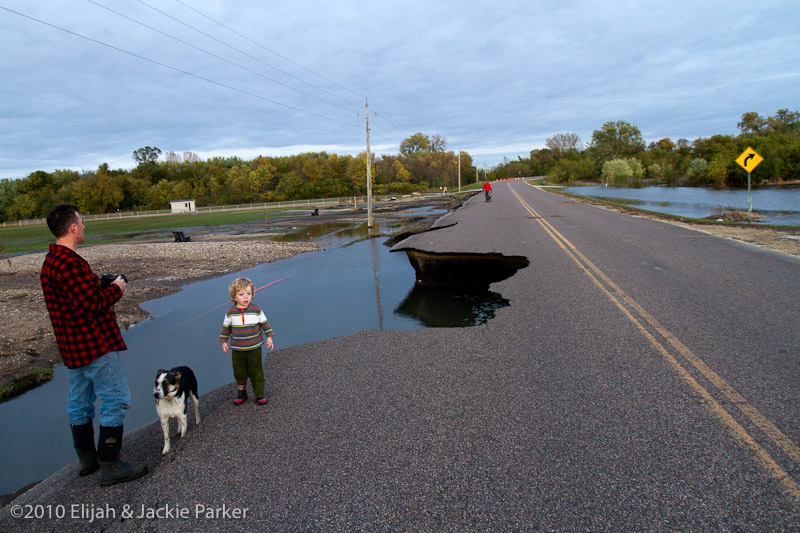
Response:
[0,239,323,395]
[1,192,797,399]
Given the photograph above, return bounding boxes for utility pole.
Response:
[365,98,373,228]
[457,150,461,193]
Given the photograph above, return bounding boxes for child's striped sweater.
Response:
[220,304,273,351]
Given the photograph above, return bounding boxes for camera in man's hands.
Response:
[99,273,127,288]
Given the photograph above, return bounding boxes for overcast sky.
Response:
[1,0,798,179]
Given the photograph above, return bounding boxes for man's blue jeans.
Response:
[67,352,131,427]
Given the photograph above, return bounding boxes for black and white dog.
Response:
[153,366,200,455]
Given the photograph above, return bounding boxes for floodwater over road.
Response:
[561,184,800,225]
[0,208,513,495]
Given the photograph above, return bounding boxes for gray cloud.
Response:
[1,0,798,179]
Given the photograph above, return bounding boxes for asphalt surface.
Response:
[2,181,799,531]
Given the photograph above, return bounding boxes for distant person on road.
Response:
[40,204,147,487]
[483,181,493,202]
[220,277,275,406]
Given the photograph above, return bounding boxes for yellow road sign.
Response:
[736,147,764,172]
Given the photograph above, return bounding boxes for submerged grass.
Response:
[0,366,54,403]
[552,189,800,230]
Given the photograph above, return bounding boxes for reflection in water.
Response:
[273,222,360,242]
[396,286,509,327]
[274,220,395,244]
[370,236,384,330]
[0,214,520,495]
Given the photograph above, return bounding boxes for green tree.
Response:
[117,175,150,210]
[52,169,80,197]
[529,149,557,176]
[545,133,582,156]
[5,193,36,221]
[626,158,644,187]
[589,121,645,163]
[647,163,663,182]
[72,165,124,213]
[550,157,596,184]
[171,180,194,202]
[345,156,367,193]
[766,109,800,134]
[148,179,174,208]
[207,166,230,205]
[649,138,676,152]
[18,170,55,217]
[400,133,432,155]
[276,173,307,200]
[494,157,529,180]
[250,163,278,200]
[686,158,709,186]
[399,133,447,156]
[393,160,411,182]
[133,146,162,165]
[706,155,731,187]
[430,134,447,152]
[771,135,800,182]
[601,159,633,187]
[692,135,738,162]
[0,179,20,221]
[737,112,766,134]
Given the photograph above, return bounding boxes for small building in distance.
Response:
[170,199,196,214]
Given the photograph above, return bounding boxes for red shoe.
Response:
[234,390,247,405]
[255,397,268,405]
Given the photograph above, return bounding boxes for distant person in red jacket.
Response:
[482,181,493,202]
[40,204,147,486]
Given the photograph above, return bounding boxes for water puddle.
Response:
[0,208,522,496]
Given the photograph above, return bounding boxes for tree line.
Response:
[494,109,799,188]
[1,109,797,222]
[0,133,475,222]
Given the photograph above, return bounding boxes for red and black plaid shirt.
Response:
[40,244,127,368]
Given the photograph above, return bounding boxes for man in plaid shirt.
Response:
[40,204,147,486]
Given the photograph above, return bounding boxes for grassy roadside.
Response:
[0,209,297,255]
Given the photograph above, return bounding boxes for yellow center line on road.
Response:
[510,184,800,501]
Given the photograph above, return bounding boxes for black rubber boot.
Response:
[70,422,99,476]
[97,425,148,487]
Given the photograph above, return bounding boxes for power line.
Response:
[1,5,360,128]
[370,101,412,134]
[173,0,365,103]
[162,1,409,148]
[87,0,356,114]
[135,0,361,110]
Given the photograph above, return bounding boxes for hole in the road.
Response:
[391,249,529,327]
[400,249,529,289]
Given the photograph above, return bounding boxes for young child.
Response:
[220,277,275,405]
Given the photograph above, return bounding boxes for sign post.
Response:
[735,147,764,222]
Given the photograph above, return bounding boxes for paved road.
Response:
[3,180,799,531]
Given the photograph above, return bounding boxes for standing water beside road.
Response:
[561,184,800,225]
[0,212,511,497]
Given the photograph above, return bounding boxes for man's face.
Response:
[73,213,85,244]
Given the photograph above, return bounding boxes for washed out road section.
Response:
[2,182,798,530]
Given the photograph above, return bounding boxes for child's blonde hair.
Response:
[228,277,255,301]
